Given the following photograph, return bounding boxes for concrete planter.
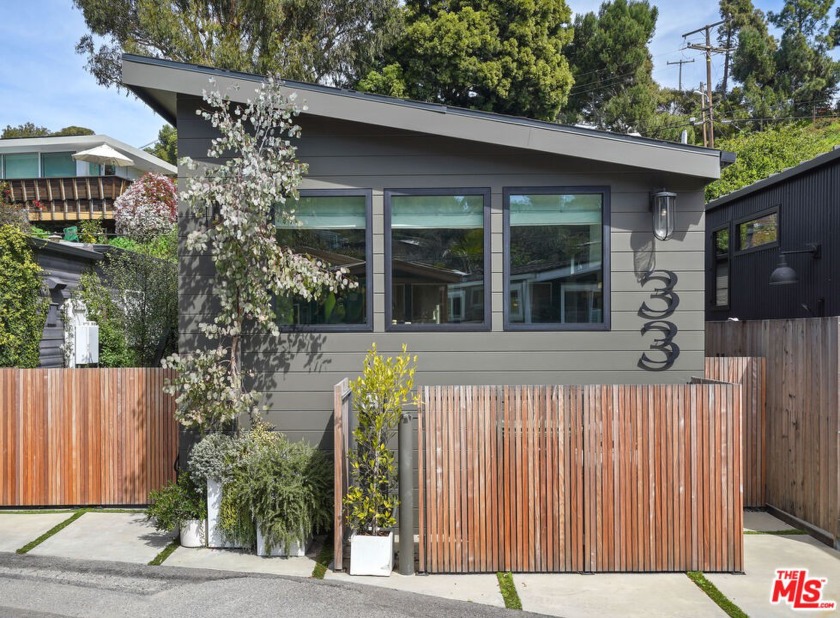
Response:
[255,525,309,557]
[179,519,206,548]
[207,478,246,548]
[349,531,394,576]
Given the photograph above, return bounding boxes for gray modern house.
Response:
[123,55,729,448]
[706,147,840,321]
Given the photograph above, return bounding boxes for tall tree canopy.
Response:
[1,124,95,139]
[562,0,658,133]
[145,124,177,165]
[357,0,574,121]
[73,0,401,88]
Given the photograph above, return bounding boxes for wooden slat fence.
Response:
[708,318,840,546]
[333,378,351,571]
[702,357,766,507]
[0,368,179,506]
[417,384,743,573]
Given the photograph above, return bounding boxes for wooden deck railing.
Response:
[5,176,131,222]
[708,318,840,546]
[417,384,743,573]
[0,368,179,506]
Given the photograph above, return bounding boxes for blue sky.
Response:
[0,1,801,149]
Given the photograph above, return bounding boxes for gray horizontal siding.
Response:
[176,93,708,439]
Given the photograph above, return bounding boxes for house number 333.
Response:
[638,270,680,372]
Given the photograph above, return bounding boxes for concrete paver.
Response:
[514,573,726,618]
[28,512,172,565]
[166,545,318,578]
[707,533,840,617]
[0,512,74,553]
[326,571,506,608]
[744,510,797,532]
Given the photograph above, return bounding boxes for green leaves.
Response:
[344,344,417,535]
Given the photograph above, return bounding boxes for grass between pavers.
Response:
[687,571,748,618]
[16,509,86,554]
[496,572,522,610]
[744,529,807,535]
[311,539,333,579]
[149,540,179,566]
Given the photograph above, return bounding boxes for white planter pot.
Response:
[179,519,206,548]
[255,525,309,557]
[207,478,246,548]
[349,531,394,576]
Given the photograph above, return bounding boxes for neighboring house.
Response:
[0,134,176,228]
[123,55,729,447]
[706,147,840,321]
[29,237,103,368]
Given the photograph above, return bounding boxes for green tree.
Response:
[73,0,400,88]
[357,0,574,121]
[0,225,47,367]
[2,123,50,139]
[718,0,765,94]
[145,124,177,165]
[562,0,659,133]
[52,126,96,137]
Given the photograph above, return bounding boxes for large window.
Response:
[386,189,489,330]
[3,153,39,179]
[42,152,76,178]
[504,188,609,330]
[275,191,371,329]
[712,226,730,308]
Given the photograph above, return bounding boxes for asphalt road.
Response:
[0,552,538,618]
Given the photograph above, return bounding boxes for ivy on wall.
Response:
[0,224,47,367]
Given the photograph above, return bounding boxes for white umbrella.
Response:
[72,144,134,167]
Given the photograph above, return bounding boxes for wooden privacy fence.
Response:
[708,318,840,547]
[0,368,179,506]
[417,384,743,574]
[702,357,766,507]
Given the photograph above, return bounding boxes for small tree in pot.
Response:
[344,344,417,576]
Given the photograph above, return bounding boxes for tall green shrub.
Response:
[0,225,46,367]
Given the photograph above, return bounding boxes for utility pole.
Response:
[667,58,695,91]
[682,20,729,148]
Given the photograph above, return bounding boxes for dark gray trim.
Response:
[28,238,103,261]
[122,54,719,157]
[733,206,780,255]
[503,186,611,332]
[384,187,491,333]
[707,147,840,210]
[709,223,731,310]
[275,188,373,333]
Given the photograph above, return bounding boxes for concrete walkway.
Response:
[0,510,837,617]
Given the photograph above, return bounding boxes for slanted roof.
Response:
[0,133,176,176]
[121,54,725,181]
[706,147,840,211]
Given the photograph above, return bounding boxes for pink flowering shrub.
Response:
[114,173,177,242]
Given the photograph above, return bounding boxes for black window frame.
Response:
[710,223,731,310]
[503,186,611,332]
[384,187,492,332]
[274,188,373,333]
[734,206,780,255]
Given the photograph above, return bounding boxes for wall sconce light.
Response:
[651,191,676,240]
[769,243,821,285]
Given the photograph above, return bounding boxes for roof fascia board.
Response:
[122,56,721,180]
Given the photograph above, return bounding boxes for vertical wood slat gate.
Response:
[417,384,743,574]
[0,368,179,506]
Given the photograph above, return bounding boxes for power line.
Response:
[667,58,695,91]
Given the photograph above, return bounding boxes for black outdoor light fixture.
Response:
[769,243,821,285]
[651,190,676,241]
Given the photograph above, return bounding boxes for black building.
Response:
[706,147,840,321]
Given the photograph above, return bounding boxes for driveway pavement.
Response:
[0,509,837,617]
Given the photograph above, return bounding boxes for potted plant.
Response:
[188,433,246,548]
[145,471,207,548]
[344,344,417,576]
[241,430,333,557]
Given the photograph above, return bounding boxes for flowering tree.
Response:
[163,78,353,431]
[114,173,177,242]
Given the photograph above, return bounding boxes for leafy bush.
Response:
[72,271,134,367]
[344,344,417,535]
[114,172,177,242]
[188,432,240,485]
[0,225,47,367]
[145,472,207,533]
